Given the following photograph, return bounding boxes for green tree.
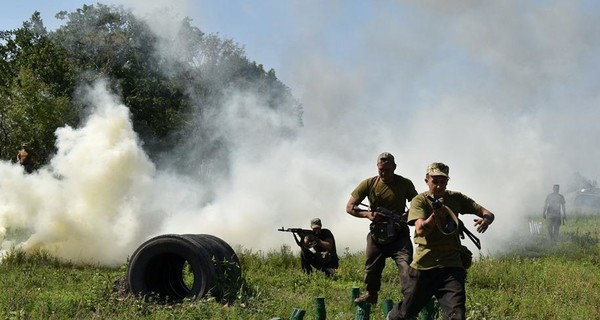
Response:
[51,3,301,166]
[52,4,189,155]
[0,12,77,167]
[1,3,302,175]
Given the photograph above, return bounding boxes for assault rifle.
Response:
[426,195,481,250]
[355,203,407,220]
[372,207,408,240]
[278,227,318,248]
[372,207,407,223]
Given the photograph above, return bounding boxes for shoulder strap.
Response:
[445,205,481,250]
[366,176,379,209]
[459,221,481,250]
[427,197,481,250]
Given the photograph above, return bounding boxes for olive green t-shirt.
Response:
[408,191,483,270]
[544,193,565,216]
[350,175,418,213]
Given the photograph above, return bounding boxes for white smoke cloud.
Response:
[3,1,600,265]
[0,80,162,265]
[262,0,600,253]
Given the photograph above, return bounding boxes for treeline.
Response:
[0,4,302,172]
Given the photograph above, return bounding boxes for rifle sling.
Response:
[445,206,481,250]
[428,199,482,250]
[461,223,481,250]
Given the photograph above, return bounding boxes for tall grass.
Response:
[1,214,600,319]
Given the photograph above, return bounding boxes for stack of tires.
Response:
[126,234,242,303]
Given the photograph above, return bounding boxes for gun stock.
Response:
[278,227,317,248]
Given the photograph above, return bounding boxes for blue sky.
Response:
[0,1,84,30]
[0,1,396,83]
[2,1,600,253]
[0,1,285,71]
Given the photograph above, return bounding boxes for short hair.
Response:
[377,152,395,165]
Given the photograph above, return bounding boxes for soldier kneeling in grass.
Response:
[296,218,339,277]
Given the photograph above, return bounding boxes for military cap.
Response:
[377,152,395,164]
[427,162,450,178]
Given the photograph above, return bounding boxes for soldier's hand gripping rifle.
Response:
[372,206,409,238]
[372,207,408,223]
[355,203,408,224]
[277,227,318,248]
[426,195,481,250]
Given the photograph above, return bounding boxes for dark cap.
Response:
[311,218,322,228]
[426,162,449,177]
[377,152,395,164]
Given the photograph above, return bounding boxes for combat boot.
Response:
[354,291,378,304]
[324,268,336,278]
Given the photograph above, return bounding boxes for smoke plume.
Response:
[2,1,600,265]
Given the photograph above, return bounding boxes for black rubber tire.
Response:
[184,234,243,300]
[126,234,215,303]
[126,234,242,303]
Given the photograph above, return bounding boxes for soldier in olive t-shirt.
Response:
[409,191,482,270]
[387,162,495,320]
[346,152,417,305]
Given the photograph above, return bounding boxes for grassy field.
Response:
[1,213,600,319]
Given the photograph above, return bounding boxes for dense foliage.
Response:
[0,4,301,172]
[0,13,77,166]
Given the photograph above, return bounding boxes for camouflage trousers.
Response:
[387,267,466,320]
[363,231,412,294]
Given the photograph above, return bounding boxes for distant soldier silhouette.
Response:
[16,143,34,173]
[543,184,566,243]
